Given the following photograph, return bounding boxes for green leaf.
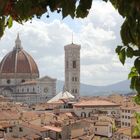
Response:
[121,20,134,46]
[115,45,123,54]
[131,66,137,72]
[128,71,138,79]
[119,48,126,65]
[134,57,140,72]
[62,0,76,19]
[76,0,92,18]
[130,76,137,89]
[103,0,108,2]
[128,66,138,79]
[133,95,140,106]
[0,17,5,38]
[8,16,13,28]
[126,47,133,58]
[135,77,140,93]
[48,0,58,12]
[134,50,140,56]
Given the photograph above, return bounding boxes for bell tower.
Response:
[64,43,81,100]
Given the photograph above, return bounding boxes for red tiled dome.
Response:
[0,35,39,79]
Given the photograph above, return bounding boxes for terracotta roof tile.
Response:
[44,125,62,132]
[21,123,47,132]
[116,127,131,136]
[74,100,119,107]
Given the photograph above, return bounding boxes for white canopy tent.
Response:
[47,91,74,103]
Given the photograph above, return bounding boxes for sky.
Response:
[0,0,133,86]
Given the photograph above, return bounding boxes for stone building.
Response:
[73,100,120,118]
[64,43,81,100]
[0,34,56,105]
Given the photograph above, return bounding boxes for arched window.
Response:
[81,112,86,118]
[73,60,76,68]
[33,87,35,92]
[88,112,92,117]
[27,88,29,92]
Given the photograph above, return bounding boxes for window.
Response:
[81,112,86,118]
[59,133,62,139]
[122,122,124,126]
[128,116,130,119]
[122,115,124,118]
[72,89,74,93]
[128,123,130,127]
[72,77,74,81]
[44,88,48,93]
[19,127,23,132]
[95,128,97,131]
[27,88,29,92]
[21,79,25,83]
[75,89,77,93]
[22,88,24,92]
[66,61,68,68]
[7,79,11,84]
[125,122,127,126]
[73,60,76,68]
[9,127,13,132]
[125,116,127,119]
[75,77,77,81]
[128,110,130,113]
[88,112,92,117]
[4,128,7,133]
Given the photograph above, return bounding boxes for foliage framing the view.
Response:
[0,1,140,97]
[132,112,140,138]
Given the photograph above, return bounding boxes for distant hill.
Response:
[56,80,132,96]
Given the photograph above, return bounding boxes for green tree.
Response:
[132,112,140,138]
[0,0,140,101]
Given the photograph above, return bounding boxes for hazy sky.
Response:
[0,1,133,86]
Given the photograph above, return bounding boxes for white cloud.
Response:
[0,0,132,86]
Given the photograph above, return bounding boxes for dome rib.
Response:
[0,51,11,74]
[22,50,33,74]
[15,49,18,74]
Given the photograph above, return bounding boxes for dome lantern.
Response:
[14,33,22,50]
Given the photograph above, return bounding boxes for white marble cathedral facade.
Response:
[0,34,56,105]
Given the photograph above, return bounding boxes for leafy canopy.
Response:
[0,0,140,101]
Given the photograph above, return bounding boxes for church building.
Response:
[0,34,56,105]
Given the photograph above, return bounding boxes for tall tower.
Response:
[64,43,81,100]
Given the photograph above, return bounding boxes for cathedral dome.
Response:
[0,34,39,79]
